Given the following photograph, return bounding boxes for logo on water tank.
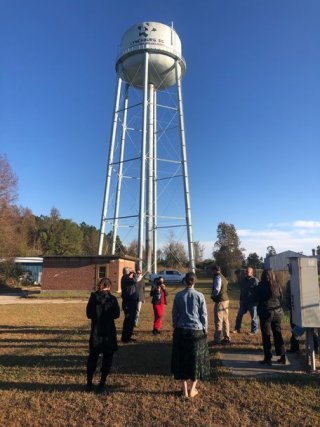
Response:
[138,23,157,37]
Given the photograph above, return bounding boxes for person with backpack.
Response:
[86,277,120,392]
[150,276,168,335]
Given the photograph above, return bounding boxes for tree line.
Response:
[0,155,203,265]
[2,155,318,277]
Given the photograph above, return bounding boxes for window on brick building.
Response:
[98,266,106,279]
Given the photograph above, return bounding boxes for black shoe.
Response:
[97,383,106,394]
[221,338,231,345]
[287,348,299,354]
[152,329,157,335]
[276,355,287,365]
[156,330,161,335]
[259,359,272,366]
[85,384,93,392]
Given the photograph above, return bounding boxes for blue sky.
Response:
[1,0,320,259]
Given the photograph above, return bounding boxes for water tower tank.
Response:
[116,22,186,90]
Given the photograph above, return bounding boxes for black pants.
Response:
[259,310,285,361]
[121,300,138,342]
[87,351,113,385]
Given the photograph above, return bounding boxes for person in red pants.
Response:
[150,276,168,334]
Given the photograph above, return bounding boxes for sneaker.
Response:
[249,332,258,336]
[232,329,240,334]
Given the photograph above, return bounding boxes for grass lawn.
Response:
[0,281,319,426]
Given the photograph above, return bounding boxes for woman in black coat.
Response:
[256,269,286,365]
[86,277,120,392]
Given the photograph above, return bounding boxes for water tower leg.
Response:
[175,62,195,272]
[152,90,158,274]
[146,83,154,273]
[111,83,129,254]
[138,52,149,270]
[98,77,122,254]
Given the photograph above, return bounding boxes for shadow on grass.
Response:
[0,354,86,368]
[114,341,172,376]
[0,381,126,393]
[0,326,89,335]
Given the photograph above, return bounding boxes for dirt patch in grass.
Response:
[0,287,319,426]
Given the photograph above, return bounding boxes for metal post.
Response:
[146,83,154,273]
[111,84,129,254]
[98,77,122,254]
[152,90,158,274]
[307,328,316,372]
[137,53,149,270]
[175,61,195,271]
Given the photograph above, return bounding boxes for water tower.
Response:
[98,21,195,273]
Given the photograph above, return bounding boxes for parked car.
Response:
[148,270,186,284]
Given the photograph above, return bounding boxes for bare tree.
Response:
[0,156,20,256]
[0,155,17,206]
[163,232,188,268]
[193,241,204,265]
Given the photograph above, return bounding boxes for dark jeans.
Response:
[235,302,258,333]
[121,299,138,342]
[87,351,113,385]
[259,309,285,361]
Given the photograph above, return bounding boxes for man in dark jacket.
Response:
[121,267,139,343]
[211,265,230,345]
[233,267,259,334]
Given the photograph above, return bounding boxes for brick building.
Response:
[41,255,137,292]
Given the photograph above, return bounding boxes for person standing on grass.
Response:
[171,272,210,398]
[211,265,230,345]
[121,267,139,343]
[134,269,145,327]
[86,277,120,392]
[150,276,168,335]
[256,269,286,365]
[233,267,259,335]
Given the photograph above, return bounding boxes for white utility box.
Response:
[289,256,320,327]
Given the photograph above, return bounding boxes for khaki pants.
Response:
[214,300,230,342]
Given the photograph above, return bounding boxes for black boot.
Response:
[86,372,94,392]
[97,373,108,393]
[276,355,287,365]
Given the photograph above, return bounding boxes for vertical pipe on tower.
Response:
[98,77,122,255]
[152,90,158,274]
[138,52,149,270]
[175,61,195,272]
[111,83,129,255]
[146,83,154,273]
